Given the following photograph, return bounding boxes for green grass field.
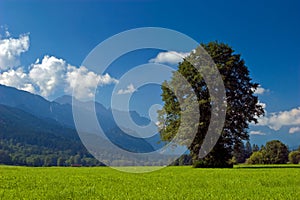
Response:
[0,165,299,200]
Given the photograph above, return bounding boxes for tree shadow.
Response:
[235,165,300,169]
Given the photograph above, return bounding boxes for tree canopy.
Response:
[289,151,300,164]
[247,140,289,164]
[158,41,264,167]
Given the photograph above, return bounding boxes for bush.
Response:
[246,140,289,164]
[246,151,264,164]
[193,160,233,168]
[288,151,300,164]
[265,140,288,164]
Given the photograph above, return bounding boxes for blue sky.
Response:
[0,0,300,147]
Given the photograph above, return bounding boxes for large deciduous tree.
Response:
[158,42,264,167]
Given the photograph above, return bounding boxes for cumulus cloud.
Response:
[250,130,266,135]
[256,107,300,131]
[149,51,190,65]
[0,68,35,93]
[289,127,300,134]
[0,54,118,99]
[98,73,119,86]
[0,26,11,38]
[66,66,118,100]
[117,83,136,95]
[0,30,119,99]
[0,33,29,70]
[253,85,269,95]
[29,56,67,97]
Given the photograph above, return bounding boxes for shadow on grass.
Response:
[235,164,300,169]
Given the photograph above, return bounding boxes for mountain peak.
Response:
[54,95,73,105]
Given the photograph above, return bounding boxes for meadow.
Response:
[0,165,299,200]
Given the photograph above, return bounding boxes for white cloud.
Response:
[149,51,190,65]
[250,130,266,135]
[29,56,67,97]
[66,66,118,100]
[0,67,35,93]
[98,73,119,86]
[4,29,11,38]
[0,25,11,38]
[256,107,300,131]
[253,85,269,95]
[289,127,300,134]
[117,83,136,95]
[0,54,118,99]
[0,33,29,70]
[0,30,119,99]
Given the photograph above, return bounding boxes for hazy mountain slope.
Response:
[0,104,80,150]
[0,84,160,153]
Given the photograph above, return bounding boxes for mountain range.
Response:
[0,84,164,166]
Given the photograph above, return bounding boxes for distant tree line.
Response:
[1,136,299,167]
[246,140,300,165]
[228,139,300,165]
[170,140,300,166]
[0,138,176,167]
[0,139,104,167]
